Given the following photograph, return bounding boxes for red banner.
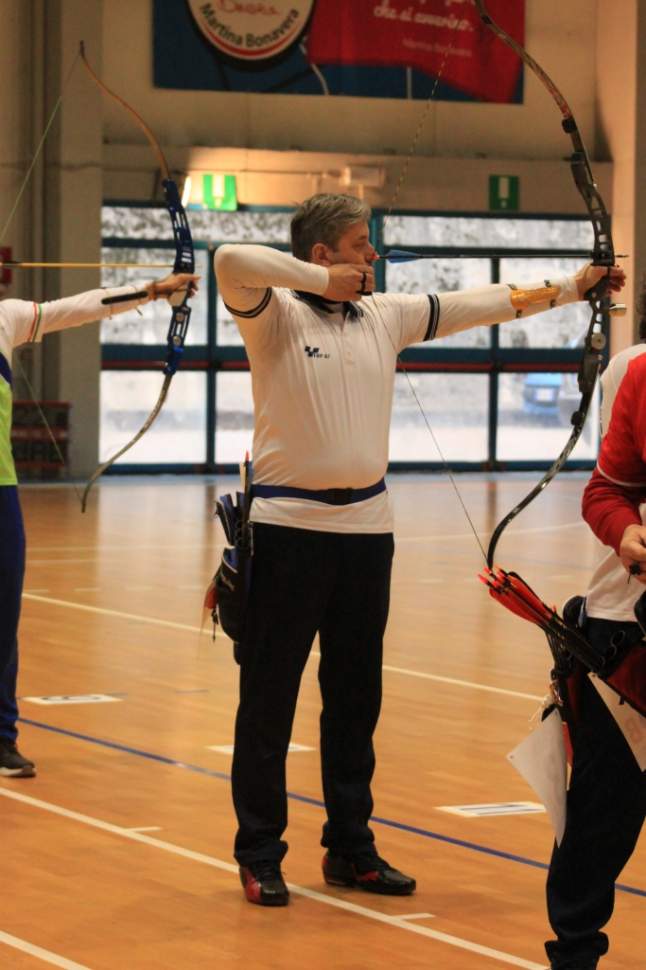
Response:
[306,0,524,103]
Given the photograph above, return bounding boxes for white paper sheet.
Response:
[589,674,646,771]
[507,708,568,845]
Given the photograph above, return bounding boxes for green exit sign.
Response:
[200,173,237,211]
[489,175,519,211]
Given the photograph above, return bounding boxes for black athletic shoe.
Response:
[0,740,36,778]
[550,959,599,970]
[239,861,289,906]
[322,852,416,895]
[551,960,599,970]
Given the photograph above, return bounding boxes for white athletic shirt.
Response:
[214,244,579,533]
[584,343,646,620]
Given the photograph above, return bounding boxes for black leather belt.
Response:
[250,478,386,506]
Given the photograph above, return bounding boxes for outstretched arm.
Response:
[3,272,199,348]
[434,263,625,340]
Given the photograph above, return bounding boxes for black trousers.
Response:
[231,523,394,866]
[545,619,646,968]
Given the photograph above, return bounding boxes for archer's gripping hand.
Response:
[324,264,376,301]
[619,523,646,584]
[575,263,626,300]
[147,272,200,302]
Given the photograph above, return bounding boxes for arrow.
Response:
[0,259,173,270]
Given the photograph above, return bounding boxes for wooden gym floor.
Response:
[1,473,643,970]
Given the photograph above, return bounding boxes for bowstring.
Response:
[370,27,488,563]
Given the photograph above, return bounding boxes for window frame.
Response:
[101,203,600,474]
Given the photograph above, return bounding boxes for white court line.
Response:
[0,930,92,970]
[380,664,542,702]
[0,788,544,970]
[22,594,542,702]
[22,593,210,636]
[397,520,585,544]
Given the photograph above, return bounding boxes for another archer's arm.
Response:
[1,273,199,348]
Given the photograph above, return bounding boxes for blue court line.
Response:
[18,716,645,900]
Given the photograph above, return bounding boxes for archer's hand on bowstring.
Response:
[146,272,200,302]
[323,263,376,302]
[619,523,646,584]
[574,262,626,300]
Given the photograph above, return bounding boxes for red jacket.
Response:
[583,353,646,554]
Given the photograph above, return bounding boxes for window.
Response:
[101,207,599,472]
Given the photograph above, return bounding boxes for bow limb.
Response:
[79,45,195,511]
[474,1,616,568]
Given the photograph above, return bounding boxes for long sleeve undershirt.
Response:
[214,243,579,340]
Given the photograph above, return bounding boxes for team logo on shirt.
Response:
[304,345,330,359]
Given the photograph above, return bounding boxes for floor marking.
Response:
[0,929,92,970]
[400,912,436,920]
[29,559,103,565]
[27,543,220,553]
[207,742,315,755]
[379,664,542,702]
[0,788,545,969]
[22,593,544,702]
[397,520,585,544]
[437,803,545,818]
[23,588,51,594]
[128,826,162,833]
[22,592,543,701]
[14,718,646,899]
[22,694,122,707]
[22,593,210,636]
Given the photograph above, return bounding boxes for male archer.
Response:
[213,191,625,906]
[0,270,198,777]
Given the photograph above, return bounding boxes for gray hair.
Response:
[290,194,371,261]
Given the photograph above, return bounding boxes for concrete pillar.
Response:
[35,0,103,477]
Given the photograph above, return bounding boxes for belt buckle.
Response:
[330,488,353,506]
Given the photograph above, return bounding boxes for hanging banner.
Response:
[154,0,524,102]
[306,0,524,103]
[187,1,315,64]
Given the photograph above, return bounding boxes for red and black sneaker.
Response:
[322,852,416,895]
[239,861,289,906]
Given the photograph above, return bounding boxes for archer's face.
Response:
[327,221,378,266]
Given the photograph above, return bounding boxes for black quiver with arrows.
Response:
[205,455,253,663]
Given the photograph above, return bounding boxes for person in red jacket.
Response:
[544,325,646,970]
